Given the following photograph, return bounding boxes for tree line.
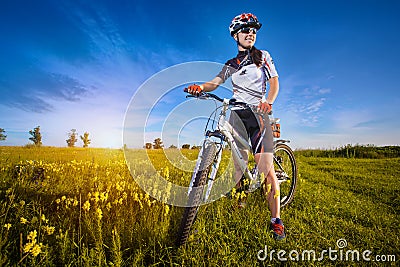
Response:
[297,143,400,159]
[144,138,201,149]
[0,127,91,148]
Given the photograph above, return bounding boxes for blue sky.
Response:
[1,0,399,149]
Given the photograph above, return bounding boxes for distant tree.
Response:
[153,138,164,149]
[66,129,78,147]
[29,126,42,146]
[191,145,201,150]
[169,144,177,149]
[80,132,91,148]
[0,128,6,141]
[145,143,152,149]
[181,144,190,149]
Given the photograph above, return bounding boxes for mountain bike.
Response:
[176,90,297,246]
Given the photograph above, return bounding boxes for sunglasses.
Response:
[238,27,257,34]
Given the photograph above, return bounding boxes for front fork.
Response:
[203,145,222,201]
[187,134,223,203]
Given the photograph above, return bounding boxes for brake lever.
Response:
[186,92,209,99]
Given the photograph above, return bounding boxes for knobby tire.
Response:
[176,142,217,246]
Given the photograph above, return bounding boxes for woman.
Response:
[187,13,285,240]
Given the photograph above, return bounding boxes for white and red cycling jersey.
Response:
[217,49,278,106]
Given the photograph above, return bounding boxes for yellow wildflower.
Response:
[96,208,103,220]
[30,243,42,257]
[116,181,125,191]
[20,217,28,224]
[92,191,100,203]
[65,198,71,208]
[274,190,280,199]
[235,191,241,200]
[4,223,11,230]
[61,196,66,201]
[266,183,272,195]
[23,242,34,253]
[83,200,90,212]
[231,188,236,196]
[43,225,55,235]
[19,200,25,206]
[100,192,108,202]
[164,205,170,217]
[27,230,37,241]
[23,232,42,257]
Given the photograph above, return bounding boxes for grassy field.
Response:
[0,146,399,266]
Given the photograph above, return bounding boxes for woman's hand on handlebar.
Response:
[257,101,272,114]
[186,84,203,96]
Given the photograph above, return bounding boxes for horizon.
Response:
[1,143,399,151]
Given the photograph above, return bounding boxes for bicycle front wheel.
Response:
[274,143,297,208]
[176,141,217,246]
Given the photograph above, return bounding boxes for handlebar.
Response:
[183,88,223,102]
[184,87,272,115]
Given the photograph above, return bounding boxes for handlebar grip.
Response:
[183,87,188,93]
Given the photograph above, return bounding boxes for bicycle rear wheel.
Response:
[176,141,217,246]
[274,143,297,208]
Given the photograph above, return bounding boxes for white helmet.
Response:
[229,13,262,36]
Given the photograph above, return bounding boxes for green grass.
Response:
[0,147,398,266]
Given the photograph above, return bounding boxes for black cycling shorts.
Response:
[228,108,274,154]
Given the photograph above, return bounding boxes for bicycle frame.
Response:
[187,97,266,201]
